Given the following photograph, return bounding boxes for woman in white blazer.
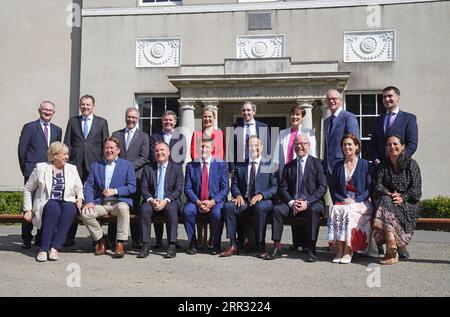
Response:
[23,142,84,262]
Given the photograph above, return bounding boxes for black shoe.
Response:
[164,245,176,258]
[186,248,197,255]
[289,245,299,251]
[175,243,182,249]
[137,245,151,258]
[265,248,282,260]
[305,250,317,262]
[132,241,143,249]
[63,239,75,247]
[21,241,32,249]
[300,247,309,254]
[210,248,221,255]
[152,241,163,249]
[377,245,385,255]
[398,248,410,260]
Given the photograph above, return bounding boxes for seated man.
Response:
[220,135,277,258]
[183,138,229,255]
[266,134,327,262]
[138,140,183,259]
[80,137,136,258]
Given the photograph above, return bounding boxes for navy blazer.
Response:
[370,110,418,162]
[84,158,136,206]
[149,130,187,164]
[323,110,360,175]
[231,159,278,200]
[184,159,229,204]
[329,159,372,204]
[18,120,62,178]
[279,155,327,205]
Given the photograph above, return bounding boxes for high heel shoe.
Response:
[340,252,352,264]
[380,247,398,265]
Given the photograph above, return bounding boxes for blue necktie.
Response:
[83,117,89,139]
[295,158,304,199]
[157,165,165,200]
[328,115,335,136]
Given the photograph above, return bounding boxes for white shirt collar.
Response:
[297,154,308,163]
[250,155,262,165]
[158,161,169,169]
[126,127,137,133]
[244,119,256,126]
[202,156,212,165]
[82,113,94,120]
[39,119,50,126]
[387,107,400,115]
[332,107,343,117]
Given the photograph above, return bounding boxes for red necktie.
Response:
[200,161,209,201]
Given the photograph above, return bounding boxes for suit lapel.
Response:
[99,161,106,189]
[119,129,127,153]
[35,121,48,147]
[44,164,53,197]
[76,116,84,137]
[87,115,97,140]
[151,164,158,195]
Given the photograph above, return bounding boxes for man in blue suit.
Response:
[323,89,360,177]
[80,137,136,258]
[18,101,62,249]
[183,138,229,255]
[220,135,278,258]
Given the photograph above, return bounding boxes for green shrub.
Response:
[0,192,23,214]
[420,196,450,218]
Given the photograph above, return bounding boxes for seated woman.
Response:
[23,142,84,262]
[190,105,224,160]
[372,134,421,265]
[328,133,373,264]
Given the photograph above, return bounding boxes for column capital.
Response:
[295,99,314,109]
[202,100,219,111]
[178,99,196,109]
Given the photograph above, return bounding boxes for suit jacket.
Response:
[149,130,187,164]
[231,158,278,201]
[84,158,136,206]
[112,128,149,180]
[279,155,327,206]
[229,119,271,172]
[23,162,84,229]
[64,115,109,178]
[141,161,184,209]
[273,126,317,176]
[190,129,225,160]
[370,109,418,162]
[184,158,229,204]
[18,120,62,179]
[323,109,360,175]
[329,158,372,204]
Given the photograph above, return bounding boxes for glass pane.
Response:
[137,97,152,118]
[361,94,376,115]
[152,98,166,117]
[362,117,375,138]
[377,94,384,115]
[345,95,360,115]
[166,98,180,117]
[361,140,370,161]
[139,119,151,135]
[151,119,162,135]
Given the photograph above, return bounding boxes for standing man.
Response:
[138,141,184,259]
[220,136,278,258]
[183,138,229,255]
[80,137,136,258]
[109,107,149,249]
[370,86,418,260]
[149,110,186,249]
[63,94,109,246]
[323,89,360,177]
[18,101,62,249]
[267,134,327,262]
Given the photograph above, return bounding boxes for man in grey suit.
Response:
[63,94,109,246]
[109,107,149,249]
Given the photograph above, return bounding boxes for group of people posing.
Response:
[19,86,421,266]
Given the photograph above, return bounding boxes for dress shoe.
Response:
[63,239,75,248]
[186,248,197,255]
[340,253,352,264]
[300,247,309,254]
[219,245,238,257]
[48,248,59,261]
[380,247,399,265]
[114,242,125,258]
[210,248,221,255]
[305,250,317,262]
[332,257,342,263]
[21,241,32,249]
[176,243,182,249]
[152,241,163,249]
[164,245,176,258]
[398,247,410,260]
[255,249,268,259]
[95,238,106,256]
[137,244,151,258]
[265,248,282,260]
[289,245,299,251]
[36,251,48,262]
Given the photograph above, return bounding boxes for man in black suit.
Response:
[220,136,278,258]
[18,100,62,249]
[149,110,186,249]
[138,140,184,259]
[266,134,327,262]
[63,94,109,246]
[108,107,149,249]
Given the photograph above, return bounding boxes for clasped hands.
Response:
[150,198,168,212]
[292,200,308,215]
[196,199,216,213]
[389,191,404,206]
[234,194,263,208]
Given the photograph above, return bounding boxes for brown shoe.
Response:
[380,247,398,265]
[95,237,106,256]
[114,242,125,258]
[219,245,238,257]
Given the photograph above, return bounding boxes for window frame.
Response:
[135,94,180,135]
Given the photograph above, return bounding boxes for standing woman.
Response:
[23,142,84,262]
[190,106,225,160]
[327,133,373,264]
[372,134,422,265]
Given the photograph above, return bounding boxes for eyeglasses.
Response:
[295,142,310,147]
[326,97,341,101]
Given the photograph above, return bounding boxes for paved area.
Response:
[0,225,449,297]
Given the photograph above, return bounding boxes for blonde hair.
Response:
[47,142,69,161]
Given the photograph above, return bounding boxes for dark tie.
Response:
[386,112,394,135]
[244,123,251,160]
[43,123,49,146]
[328,115,335,136]
[248,161,256,198]
[295,158,304,199]
[200,161,209,201]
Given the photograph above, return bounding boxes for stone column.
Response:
[295,99,314,130]
[178,99,196,163]
[202,100,219,129]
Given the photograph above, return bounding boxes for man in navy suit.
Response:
[149,110,186,249]
[183,138,229,255]
[18,100,62,249]
[220,135,278,258]
[80,137,136,258]
[63,94,109,246]
[323,90,360,177]
[370,86,418,260]
[267,134,327,262]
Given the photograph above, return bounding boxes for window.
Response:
[136,95,180,135]
[139,0,181,6]
[345,92,384,160]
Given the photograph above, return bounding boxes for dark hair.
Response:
[386,133,409,169]
[383,86,401,96]
[80,94,95,105]
[341,133,361,155]
[104,136,120,148]
[289,105,306,118]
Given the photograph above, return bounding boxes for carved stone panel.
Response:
[344,30,395,62]
[136,38,181,67]
[236,35,284,59]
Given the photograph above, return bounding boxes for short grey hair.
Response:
[47,142,69,161]
[39,101,55,110]
[125,107,139,117]
[242,101,257,112]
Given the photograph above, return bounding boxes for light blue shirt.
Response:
[82,114,94,137]
[105,159,117,189]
